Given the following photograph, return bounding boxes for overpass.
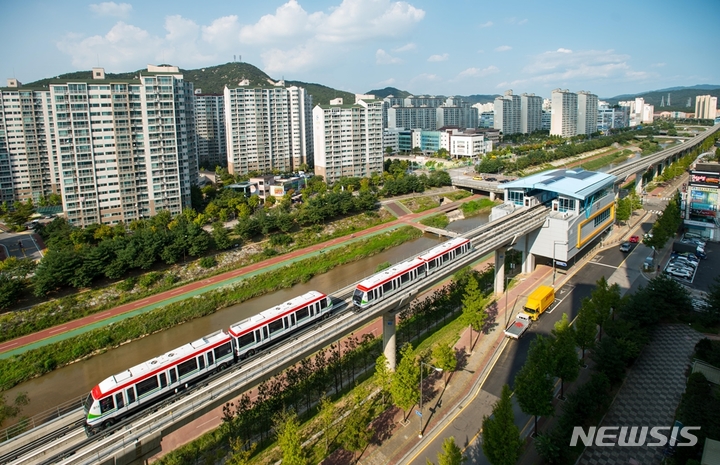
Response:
[0,205,551,465]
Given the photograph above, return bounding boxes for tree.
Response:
[436,436,464,465]
[615,197,631,223]
[274,410,307,465]
[513,335,554,437]
[390,343,420,417]
[461,275,488,349]
[0,392,29,427]
[340,387,374,462]
[574,300,597,361]
[551,314,579,400]
[228,439,256,465]
[212,221,233,250]
[317,394,338,456]
[432,343,457,386]
[482,385,521,465]
[587,276,620,341]
[374,353,393,404]
[704,276,720,326]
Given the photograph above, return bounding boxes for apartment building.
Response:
[619,98,654,126]
[194,90,226,170]
[695,95,718,120]
[384,96,476,130]
[550,89,578,137]
[520,93,543,134]
[1,65,198,227]
[313,97,384,184]
[576,91,598,135]
[597,102,629,133]
[494,90,521,135]
[224,83,312,175]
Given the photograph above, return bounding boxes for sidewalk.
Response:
[0,193,477,359]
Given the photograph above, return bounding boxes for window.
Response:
[268,319,284,334]
[559,198,576,212]
[136,376,159,397]
[509,191,524,206]
[427,259,437,270]
[99,396,114,413]
[295,307,310,321]
[593,208,611,227]
[177,358,198,377]
[198,356,205,370]
[319,298,328,309]
[214,342,233,360]
[159,373,167,388]
[401,272,410,284]
[115,393,124,409]
[169,368,177,384]
[383,281,393,293]
[126,388,135,404]
[207,351,214,365]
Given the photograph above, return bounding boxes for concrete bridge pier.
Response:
[520,234,535,274]
[489,191,496,201]
[382,311,397,371]
[635,172,644,195]
[494,246,507,295]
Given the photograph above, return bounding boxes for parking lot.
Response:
[662,234,717,293]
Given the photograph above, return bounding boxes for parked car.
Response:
[665,267,692,279]
[629,235,640,243]
[619,242,632,252]
[668,263,695,276]
[485,177,497,182]
[473,176,484,181]
[675,252,700,265]
[670,256,697,269]
[499,179,510,184]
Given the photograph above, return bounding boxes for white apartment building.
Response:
[385,96,476,130]
[224,83,312,175]
[194,91,226,170]
[550,89,578,137]
[520,93,543,134]
[449,132,492,160]
[576,91,598,135]
[1,66,198,227]
[494,90,521,135]
[313,97,384,184]
[619,98,654,126]
[695,95,718,120]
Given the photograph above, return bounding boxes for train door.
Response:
[126,387,136,405]
[207,351,214,366]
[115,392,124,411]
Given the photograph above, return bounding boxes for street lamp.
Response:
[552,241,568,286]
[418,361,443,438]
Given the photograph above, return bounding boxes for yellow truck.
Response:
[523,285,555,321]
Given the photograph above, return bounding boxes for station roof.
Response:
[500,168,617,201]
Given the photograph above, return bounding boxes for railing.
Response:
[0,395,86,443]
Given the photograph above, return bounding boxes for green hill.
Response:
[366,87,412,99]
[604,86,720,112]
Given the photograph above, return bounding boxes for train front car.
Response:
[84,329,233,434]
[353,258,426,309]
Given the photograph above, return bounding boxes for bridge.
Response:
[0,205,550,465]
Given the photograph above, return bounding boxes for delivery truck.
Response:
[522,285,555,321]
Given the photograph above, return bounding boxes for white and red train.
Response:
[84,237,473,432]
[84,291,333,432]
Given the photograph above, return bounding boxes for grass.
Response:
[459,198,498,217]
[579,149,632,171]
[420,214,449,228]
[400,196,440,213]
[444,191,472,202]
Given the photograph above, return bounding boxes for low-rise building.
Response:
[684,162,720,241]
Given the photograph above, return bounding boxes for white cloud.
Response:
[393,42,416,52]
[477,49,485,54]
[202,16,240,47]
[376,49,402,64]
[518,19,528,25]
[89,2,132,18]
[495,45,512,52]
[261,43,323,74]
[428,53,449,62]
[317,0,425,43]
[239,0,321,44]
[377,77,396,86]
[410,73,441,83]
[479,21,493,28]
[652,62,666,67]
[557,48,572,54]
[455,66,499,79]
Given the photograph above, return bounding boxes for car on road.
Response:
[619,242,632,252]
[485,177,497,182]
[665,267,692,279]
[473,176,484,181]
[629,235,640,243]
[499,179,510,183]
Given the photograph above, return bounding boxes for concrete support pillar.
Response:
[635,172,644,195]
[521,235,535,274]
[382,312,396,371]
[489,191,496,201]
[494,246,506,295]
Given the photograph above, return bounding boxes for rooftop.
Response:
[500,168,617,201]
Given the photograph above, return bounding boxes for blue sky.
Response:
[1,0,718,99]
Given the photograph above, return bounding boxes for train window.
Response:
[214,342,233,360]
[428,259,437,270]
[296,307,309,321]
[126,388,135,404]
[159,373,167,388]
[290,314,296,325]
[136,376,159,397]
[169,368,177,384]
[177,358,198,377]
[255,330,261,342]
[268,319,284,334]
[382,281,392,293]
[418,263,426,274]
[115,393,124,409]
[263,327,269,339]
[237,333,254,349]
[442,252,450,263]
[99,396,114,413]
[207,351,214,365]
[401,272,410,284]
[198,356,205,370]
[320,298,328,309]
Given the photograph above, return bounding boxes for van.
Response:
[523,286,555,321]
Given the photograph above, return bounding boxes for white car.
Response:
[665,267,692,279]
[675,253,700,266]
[670,256,697,269]
[668,261,695,274]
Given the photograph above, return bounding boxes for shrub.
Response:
[116,277,137,292]
[199,256,217,269]
[138,272,162,289]
[269,234,293,247]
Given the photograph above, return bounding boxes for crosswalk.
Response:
[647,210,664,215]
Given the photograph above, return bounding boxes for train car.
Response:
[353,237,472,309]
[229,291,333,359]
[84,330,233,433]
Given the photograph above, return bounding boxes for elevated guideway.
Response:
[1,205,552,465]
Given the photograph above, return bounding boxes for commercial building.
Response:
[576,91,598,135]
[313,97,384,184]
[695,95,718,120]
[597,102,630,133]
[684,162,720,241]
[194,90,226,170]
[520,93,543,134]
[492,168,617,269]
[479,111,494,128]
[409,128,491,160]
[382,128,413,154]
[224,82,313,175]
[550,89,578,137]
[1,66,198,227]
